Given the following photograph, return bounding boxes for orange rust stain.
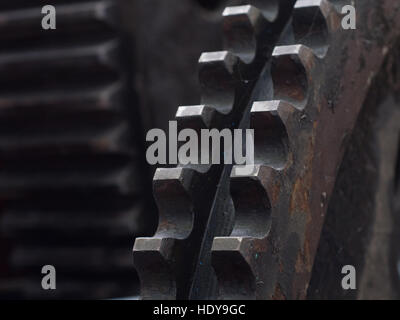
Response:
[295,240,312,274]
[289,177,310,215]
[272,283,287,300]
[269,181,281,206]
[279,261,284,273]
[289,139,314,216]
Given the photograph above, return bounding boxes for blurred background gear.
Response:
[0,0,153,299]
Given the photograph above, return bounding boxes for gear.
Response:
[133,0,297,300]
[133,0,400,300]
[0,0,153,299]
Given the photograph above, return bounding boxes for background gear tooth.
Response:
[152,168,196,240]
[0,1,118,48]
[222,5,263,65]
[0,40,122,89]
[1,205,142,241]
[0,0,152,299]
[0,82,124,115]
[198,51,240,114]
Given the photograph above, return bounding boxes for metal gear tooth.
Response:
[133,238,176,300]
[198,50,240,115]
[222,1,297,79]
[230,172,272,239]
[0,82,124,115]
[222,5,264,65]
[0,1,118,43]
[251,101,297,169]
[10,246,133,271]
[212,164,280,299]
[133,167,202,299]
[152,167,196,240]
[211,236,258,300]
[211,101,299,299]
[0,121,131,155]
[0,165,134,195]
[0,40,122,87]
[271,44,317,109]
[176,105,216,130]
[292,0,342,57]
[1,205,141,240]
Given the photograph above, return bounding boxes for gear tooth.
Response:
[221,1,297,78]
[229,171,271,238]
[152,167,195,240]
[133,238,177,300]
[198,51,239,114]
[0,119,130,154]
[0,120,136,195]
[271,44,317,109]
[222,5,263,64]
[133,167,197,299]
[0,82,124,115]
[0,40,121,86]
[9,246,132,273]
[250,100,296,168]
[0,1,118,44]
[212,166,279,299]
[292,0,340,57]
[176,105,216,129]
[1,205,141,239]
[211,237,257,299]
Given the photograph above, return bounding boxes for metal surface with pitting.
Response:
[212,0,400,299]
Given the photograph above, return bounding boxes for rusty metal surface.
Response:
[212,0,400,299]
[134,0,400,300]
[309,40,400,300]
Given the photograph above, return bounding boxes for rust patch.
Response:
[272,283,287,300]
[269,180,281,206]
[289,138,314,216]
[295,239,312,274]
[290,178,310,215]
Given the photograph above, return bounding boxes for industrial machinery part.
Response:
[134,0,400,299]
[0,0,153,299]
[309,38,400,300]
